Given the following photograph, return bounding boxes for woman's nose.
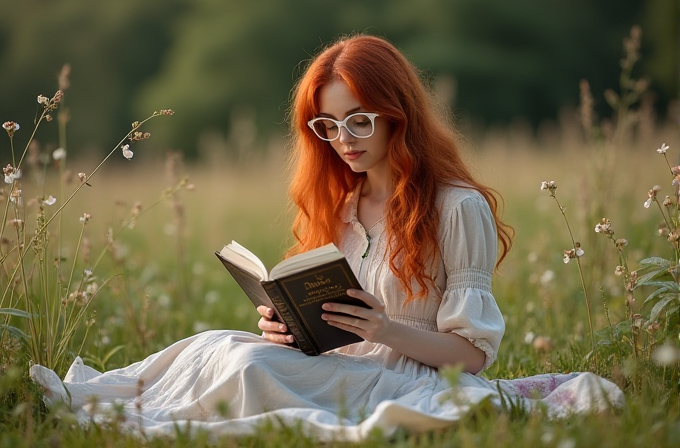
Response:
[338,126,355,145]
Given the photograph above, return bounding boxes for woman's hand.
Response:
[257,306,295,345]
[321,289,392,343]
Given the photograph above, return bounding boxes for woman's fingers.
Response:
[257,316,288,333]
[321,313,365,328]
[256,305,273,318]
[262,331,295,344]
[321,289,391,343]
[257,306,294,344]
[321,290,384,319]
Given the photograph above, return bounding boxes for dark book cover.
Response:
[215,251,367,355]
[274,258,366,354]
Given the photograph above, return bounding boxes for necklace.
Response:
[359,218,384,278]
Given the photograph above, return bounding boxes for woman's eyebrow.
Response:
[317,106,363,119]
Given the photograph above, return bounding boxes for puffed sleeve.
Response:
[436,188,505,373]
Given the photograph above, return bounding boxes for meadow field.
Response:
[1,97,680,446]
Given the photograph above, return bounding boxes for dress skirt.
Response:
[30,330,625,442]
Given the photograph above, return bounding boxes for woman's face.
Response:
[317,80,390,176]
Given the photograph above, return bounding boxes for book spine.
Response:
[262,281,319,356]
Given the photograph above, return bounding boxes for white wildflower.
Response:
[3,167,21,184]
[657,143,669,154]
[121,144,133,160]
[524,331,536,344]
[52,147,66,160]
[652,344,680,366]
[540,270,555,286]
[2,121,19,133]
[43,195,56,206]
[540,180,556,191]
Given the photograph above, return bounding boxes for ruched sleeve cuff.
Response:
[436,189,505,374]
[436,277,505,373]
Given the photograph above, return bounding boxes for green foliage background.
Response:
[0,0,677,158]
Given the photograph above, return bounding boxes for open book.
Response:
[215,242,366,355]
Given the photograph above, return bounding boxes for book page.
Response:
[270,243,343,279]
[219,241,269,281]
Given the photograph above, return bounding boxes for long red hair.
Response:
[287,35,513,302]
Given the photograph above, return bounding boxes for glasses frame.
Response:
[307,112,380,142]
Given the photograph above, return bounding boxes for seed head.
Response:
[129,131,151,142]
[540,180,556,192]
[9,187,21,204]
[2,121,20,137]
[3,165,20,184]
[50,90,63,109]
[79,213,92,224]
[615,238,628,249]
[574,242,584,257]
[563,243,584,263]
[594,218,614,235]
[644,186,661,208]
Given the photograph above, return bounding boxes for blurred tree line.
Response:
[0,0,676,159]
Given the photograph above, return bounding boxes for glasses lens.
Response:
[311,119,338,141]
[346,114,375,137]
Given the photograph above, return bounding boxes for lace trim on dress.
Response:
[467,338,495,373]
[445,268,492,293]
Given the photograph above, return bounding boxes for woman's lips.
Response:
[344,151,363,160]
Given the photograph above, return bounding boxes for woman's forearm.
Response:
[379,321,486,373]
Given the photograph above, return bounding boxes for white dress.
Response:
[30,184,624,442]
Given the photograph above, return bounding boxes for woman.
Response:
[31,35,623,442]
